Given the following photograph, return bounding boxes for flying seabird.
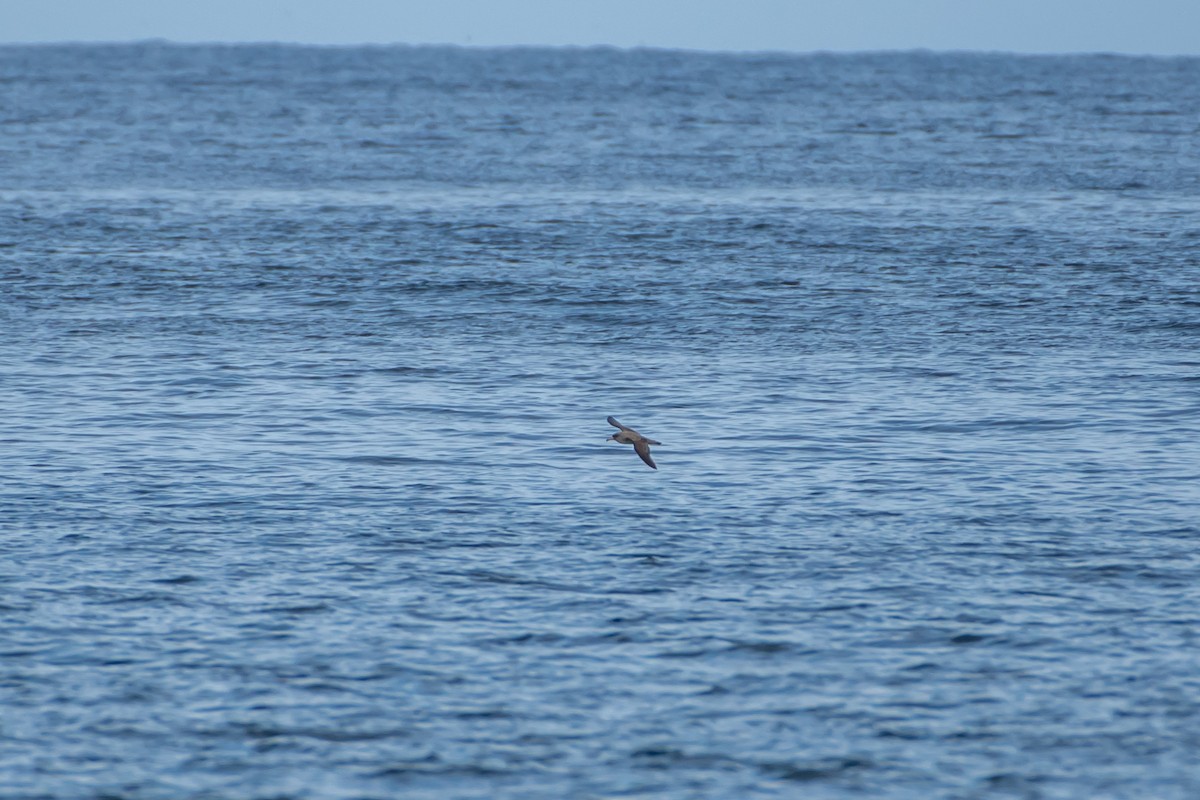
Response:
[607,416,661,469]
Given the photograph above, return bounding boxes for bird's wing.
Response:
[607,416,631,431]
[634,441,657,469]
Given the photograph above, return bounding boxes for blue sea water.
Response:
[2,43,1200,799]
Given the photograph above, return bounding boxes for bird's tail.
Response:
[645,438,662,446]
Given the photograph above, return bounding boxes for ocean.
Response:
[2,43,1199,799]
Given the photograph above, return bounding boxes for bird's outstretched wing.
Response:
[634,441,657,469]
[607,416,630,431]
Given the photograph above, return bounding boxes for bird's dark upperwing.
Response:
[607,416,630,431]
[634,441,657,469]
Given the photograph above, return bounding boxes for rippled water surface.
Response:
[3,44,1200,799]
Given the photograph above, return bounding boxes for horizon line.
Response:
[2,38,1198,59]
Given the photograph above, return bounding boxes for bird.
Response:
[607,416,661,469]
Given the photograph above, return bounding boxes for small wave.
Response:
[328,454,437,465]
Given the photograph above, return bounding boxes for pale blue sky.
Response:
[3,0,1198,54]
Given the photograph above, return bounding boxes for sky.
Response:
[3,0,1199,54]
